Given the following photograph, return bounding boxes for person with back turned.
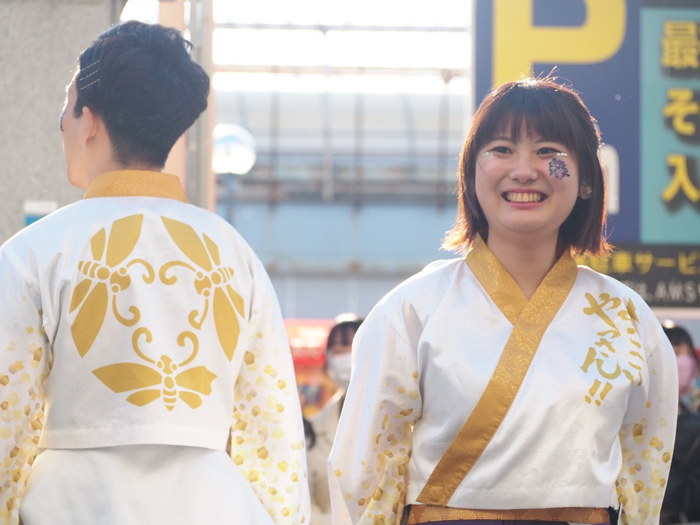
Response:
[0,21,309,525]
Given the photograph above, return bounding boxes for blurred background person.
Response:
[662,323,700,525]
[665,322,700,410]
[307,314,363,525]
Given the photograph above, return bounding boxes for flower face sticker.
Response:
[549,158,570,180]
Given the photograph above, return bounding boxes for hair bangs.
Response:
[473,84,581,154]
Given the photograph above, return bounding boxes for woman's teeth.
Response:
[504,192,544,203]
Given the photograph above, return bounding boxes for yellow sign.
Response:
[493,0,627,84]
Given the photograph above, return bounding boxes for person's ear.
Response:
[80,106,101,145]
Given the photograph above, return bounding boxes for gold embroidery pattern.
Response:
[581,293,644,406]
[69,215,153,357]
[68,215,245,410]
[93,328,216,411]
[160,217,245,361]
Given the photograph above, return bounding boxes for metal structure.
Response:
[186,0,215,210]
[137,0,473,317]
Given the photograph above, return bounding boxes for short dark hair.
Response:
[663,323,699,372]
[443,77,611,256]
[74,21,210,168]
[664,324,697,352]
[326,318,363,352]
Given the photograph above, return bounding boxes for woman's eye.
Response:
[490,146,511,154]
[538,147,566,156]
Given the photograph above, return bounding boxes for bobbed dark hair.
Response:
[326,317,364,353]
[74,20,210,168]
[664,323,697,356]
[442,77,611,256]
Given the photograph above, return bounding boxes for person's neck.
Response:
[485,230,560,300]
[86,161,162,186]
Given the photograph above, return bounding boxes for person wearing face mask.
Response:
[307,314,363,525]
[661,323,700,524]
[665,323,700,409]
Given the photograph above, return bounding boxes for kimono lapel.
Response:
[417,236,579,506]
[84,170,188,203]
[464,236,528,325]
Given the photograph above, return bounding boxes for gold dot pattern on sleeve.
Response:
[229,307,309,525]
[0,334,50,525]
[617,418,672,523]
[345,368,420,525]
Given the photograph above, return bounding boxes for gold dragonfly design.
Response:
[69,215,154,357]
[93,328,216,411]
[159,216,245,361]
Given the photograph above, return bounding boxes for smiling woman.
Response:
[444,78,609,260]
[327,77,678,525]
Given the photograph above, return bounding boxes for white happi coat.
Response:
[328,236,678,525]
[0,171,310,525]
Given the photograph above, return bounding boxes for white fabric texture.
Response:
[328,256,678,525]
[20,445,276,525]
[0,174,310,525]
[308,390,344,525]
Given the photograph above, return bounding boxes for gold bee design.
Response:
[159,217,245,361]
[69,215,154,357]
[93,328,216,411]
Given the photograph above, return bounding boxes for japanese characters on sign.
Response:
[661,20,700,71]
[641,7,700,243]
[576,245,700,307]
[661,21,700,206]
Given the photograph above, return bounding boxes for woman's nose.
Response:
[509,153,538,182]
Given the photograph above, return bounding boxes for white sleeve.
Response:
[229,258,311,525]
[0,248,51,525]
[617,337,678,524]
[328,306,421,525]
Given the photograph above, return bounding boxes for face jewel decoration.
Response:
[548,157,570,180]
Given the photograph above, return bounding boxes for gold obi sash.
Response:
[405,505,610,524]
[417,236,579,506]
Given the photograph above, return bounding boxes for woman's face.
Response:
[474,126,580,245]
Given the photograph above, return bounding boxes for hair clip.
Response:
[79,78,100,91]
[80,59,100,71]
[549,158,570,180]
[80,67,100,81]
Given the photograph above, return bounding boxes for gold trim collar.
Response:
[465,235,577,324]
[84,170,187,203]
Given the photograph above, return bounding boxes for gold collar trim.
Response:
[465,235,577,325]
[465,235,527,325]
[84,170,187,203]
[418,237,578,506]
